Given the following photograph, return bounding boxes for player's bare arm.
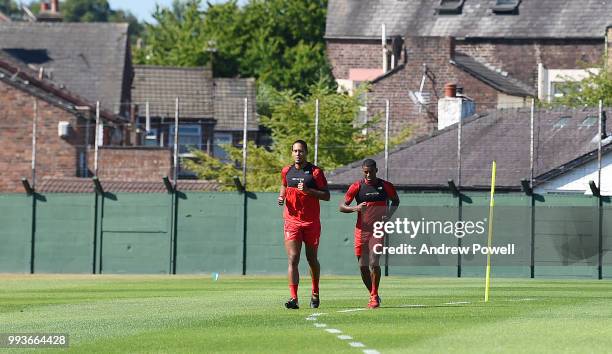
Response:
[278,185,286,205]
[298,182,330,201]
[339,201,366,213]
[384,196,400,221]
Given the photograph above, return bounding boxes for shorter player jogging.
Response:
[340,159,399,308]
[278,140,330,309]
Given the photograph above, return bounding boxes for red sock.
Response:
[370,282,378,297]
[289,284,298,299]
[312,278,319,295]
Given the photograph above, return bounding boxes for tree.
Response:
[0,0,20,19]
[134,0,333,94]
[550,60,612,108]
[27,0,143,39]
[183,82,412,191]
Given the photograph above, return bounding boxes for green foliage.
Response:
[548,60,612,108]
[133,0,332,94]
[0,0,21,19]
[27,0,142,39]
[184,83,412,192]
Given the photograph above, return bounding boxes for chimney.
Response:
[437,83,475,130]
[37,0,62,22]
[40,1,50,12]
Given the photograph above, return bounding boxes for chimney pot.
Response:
[40,1,50,12]
[444,83,457,98]
[51,0,59,13]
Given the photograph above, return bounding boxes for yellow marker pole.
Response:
[484,161,496,302]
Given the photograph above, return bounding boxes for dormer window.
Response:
[492,0,521,14]
[437,0,464,15]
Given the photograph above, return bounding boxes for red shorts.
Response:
[354,230,384,257]
[284,221,321,247]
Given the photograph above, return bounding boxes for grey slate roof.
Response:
[0,51,123,123]
[132,65,214,119]
[214,78,258,131]
[328,107,610,188]
[0,22,130,114]
[131,66,258,131]
[326,0,612,39]
[452,54,534,96]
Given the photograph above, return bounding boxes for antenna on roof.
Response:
[409,64,431,112]
[20,2,37,22]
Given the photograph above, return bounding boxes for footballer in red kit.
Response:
[278,140,330,309]
[340,159,399,308]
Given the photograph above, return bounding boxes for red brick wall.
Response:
[368,37,500,137]
[88,147,172,182]
[455,39,603,87]
[0,81,89,192]
[326,39,386,79]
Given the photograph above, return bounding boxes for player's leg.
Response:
[304,223,321,308]
[284,222,303,309]
[367,236,383,308]
[358,255,372,292]
[356,231,372,292]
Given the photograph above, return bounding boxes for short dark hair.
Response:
[362,159,377,168]
[292,139,308,152]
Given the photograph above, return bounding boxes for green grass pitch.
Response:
[2,274,612,353]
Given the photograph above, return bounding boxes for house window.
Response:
[492,0,521,13]
[143,128,158,146]
[213,133,233,162]
[169,125,202,156]
[580,116,598,128]
[553,117,570,129]
[551,82,573,99]
[437,0,464,14]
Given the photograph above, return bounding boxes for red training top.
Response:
[344,178,398,233]
[281,163,328,225]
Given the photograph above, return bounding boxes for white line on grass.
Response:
[508,298,537,302]
[307,308,380,353]
[337,308,367,313]
[444,301,470,305]
[400,304,426,308]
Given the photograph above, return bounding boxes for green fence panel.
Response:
[0,194,31,273]
[245,192,356,276]
[245,192,289,275]
[534,194,598,278]
[34,194,94,273]
[100,193,171,274]
[175,192,244,274]
[460,192,531,278]
[388,191,459,277]
[602,197,612,278]
[318,193,359,275]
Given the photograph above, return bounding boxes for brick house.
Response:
[130,65,259,165]
[325,0,612,137]
[0,53,173,192]
[0,21,133,118]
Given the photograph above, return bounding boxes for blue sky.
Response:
[107,0,247,23]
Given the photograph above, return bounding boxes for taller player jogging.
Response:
[278,140,330,309]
